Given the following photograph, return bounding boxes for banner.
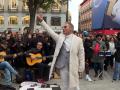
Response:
[92,0,120,30]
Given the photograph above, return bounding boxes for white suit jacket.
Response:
[40,21,85,88]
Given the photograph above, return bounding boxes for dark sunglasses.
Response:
[62,26,67,29]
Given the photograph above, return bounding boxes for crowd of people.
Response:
[0,15,120,90]
[0,28,55,86]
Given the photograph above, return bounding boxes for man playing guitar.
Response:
[25,41,50,82]
[0,43,22,86]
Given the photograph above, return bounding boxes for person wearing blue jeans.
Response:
[0,61,19,85]
[113,61,120,80]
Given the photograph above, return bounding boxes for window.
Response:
[0,16,4,25]
[9,16,18,25]
[9,0,18,9]
[23,16,30,25]
[51,17,61,26]
[23,0,28,10]
[36,16,47,25]
[0,0,4,9]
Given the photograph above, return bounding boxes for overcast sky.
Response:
[69,0,83,31]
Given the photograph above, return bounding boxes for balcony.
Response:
[8,6,18,12]
[0,7,4,12]
[0,9,4,12]
[51,9,61,13]
[22,7,29,13]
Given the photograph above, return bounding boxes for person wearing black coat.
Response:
[84,36,93,81]
[113,32,120,81]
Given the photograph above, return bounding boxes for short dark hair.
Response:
[117,32,120,39]
[96,34,103,38]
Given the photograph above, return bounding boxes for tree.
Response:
[20,0,67,32]
[25,0,54,32]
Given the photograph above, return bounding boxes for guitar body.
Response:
[0,51,6,62]
[26,53,43,66]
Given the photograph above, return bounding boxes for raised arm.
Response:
[37,15,59,42]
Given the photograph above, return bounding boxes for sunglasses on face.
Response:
[62,26,67,29]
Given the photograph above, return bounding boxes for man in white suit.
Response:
[37,15,85,90]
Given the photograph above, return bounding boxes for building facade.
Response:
[0,0,67,32]
[79,0,92,32]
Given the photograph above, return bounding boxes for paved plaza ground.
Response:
[10,69,120,90]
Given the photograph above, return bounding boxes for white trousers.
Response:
[59,65,80,90]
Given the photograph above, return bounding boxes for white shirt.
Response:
[64,34,73,52]
[109,41,116,54]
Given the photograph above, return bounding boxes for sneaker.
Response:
[112,79,116,82]
[16,75,23,84]
[85,75,93,82]
[99,76,103,80]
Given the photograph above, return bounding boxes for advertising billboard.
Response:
[92,0,120,30]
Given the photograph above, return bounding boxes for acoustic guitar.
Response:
[26,53,53,66]
[0,51,6,62]
[0,51,17,62]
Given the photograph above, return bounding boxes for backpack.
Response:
[93,42,100,55]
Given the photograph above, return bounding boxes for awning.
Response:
[93,29,120,35]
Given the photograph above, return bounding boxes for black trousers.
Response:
[34,63,50,81]
[93,62,103,77]
[104,55,114,71]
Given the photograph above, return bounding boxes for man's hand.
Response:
[37,15,43,22]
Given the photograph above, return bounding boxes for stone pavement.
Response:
[46,70,120,90]
[2,69,120,90]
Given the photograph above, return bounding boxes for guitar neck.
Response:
[36,55,53,59]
